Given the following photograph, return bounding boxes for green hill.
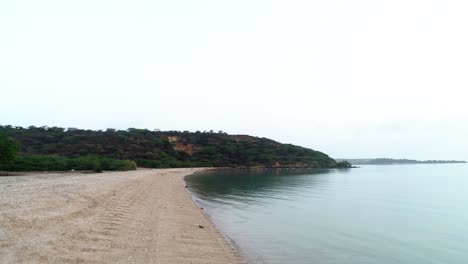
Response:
[0,125,343,170]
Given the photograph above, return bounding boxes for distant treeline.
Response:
[337,158,466,165]
[0,125,349,170]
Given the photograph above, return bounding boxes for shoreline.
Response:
[183,171,248,264]
[0,168,243,263]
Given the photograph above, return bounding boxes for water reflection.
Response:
[187,168,333,198]
[185,165,468,264]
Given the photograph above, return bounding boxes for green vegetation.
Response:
[336,161,352,168]
[0,155,136,172]
[0,133,18,163]
[0,125,339,169]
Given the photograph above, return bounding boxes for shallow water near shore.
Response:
[186,165,468,264]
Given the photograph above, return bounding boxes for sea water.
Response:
[186,165,468,264]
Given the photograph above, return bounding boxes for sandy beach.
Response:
[0,169,243,263]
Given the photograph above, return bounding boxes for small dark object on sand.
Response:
[198,224,204,229]
[200,207,204,209]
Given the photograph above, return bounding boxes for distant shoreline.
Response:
[336,158,467,165]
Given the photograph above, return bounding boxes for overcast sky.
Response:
[1,0,468,160]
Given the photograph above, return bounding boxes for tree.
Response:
[336,161,352,168]
[0,125,339,169]
[0,133,18,163]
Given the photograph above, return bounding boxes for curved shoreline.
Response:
[0,168,243,263]
[183,170,248,264]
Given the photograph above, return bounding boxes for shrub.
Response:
[0,155,137,172]
[0,133,18,163]
[336,161,352,168]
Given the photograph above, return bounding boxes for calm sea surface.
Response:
[185,165,468,264]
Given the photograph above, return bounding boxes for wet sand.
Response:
[0,169,242,263]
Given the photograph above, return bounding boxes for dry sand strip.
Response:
[0,169,243,264]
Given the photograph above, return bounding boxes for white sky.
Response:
[1,0,468,160]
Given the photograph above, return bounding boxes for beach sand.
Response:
[0,169,243,263]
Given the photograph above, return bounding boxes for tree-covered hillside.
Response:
[0,125,341,169]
